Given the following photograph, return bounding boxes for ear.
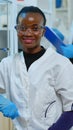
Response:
[42,27,46,36]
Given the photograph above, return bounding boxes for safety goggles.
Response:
[15,24,45,34]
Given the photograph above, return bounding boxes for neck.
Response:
[23,46,42,54]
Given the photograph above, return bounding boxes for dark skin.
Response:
[17,12,46,54]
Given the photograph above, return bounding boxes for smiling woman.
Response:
[15,11,46,53]
[0,5,73,130]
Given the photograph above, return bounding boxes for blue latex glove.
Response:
[61,44,73,58]
[0,95,19,119]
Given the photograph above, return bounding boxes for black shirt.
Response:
[23,46,46,70]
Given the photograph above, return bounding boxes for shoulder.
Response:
[0,51,24,67]
[45,48,73,76]
[46,47,71,65]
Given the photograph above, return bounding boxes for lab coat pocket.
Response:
[44,99,57,127]
[45,100,56,118]
[33,85,57,128]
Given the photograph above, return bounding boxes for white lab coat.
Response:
[0,47,73,130]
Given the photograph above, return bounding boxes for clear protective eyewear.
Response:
[15,24,45,34]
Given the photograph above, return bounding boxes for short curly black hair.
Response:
[16,6,46,25]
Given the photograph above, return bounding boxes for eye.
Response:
[32,25,44,31]
[32,26,40,31]
[15,25,25,31]
[20,26,26,31]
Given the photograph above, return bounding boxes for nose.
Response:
[24,28,33,35]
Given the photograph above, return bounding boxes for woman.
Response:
[0,6,73,130]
